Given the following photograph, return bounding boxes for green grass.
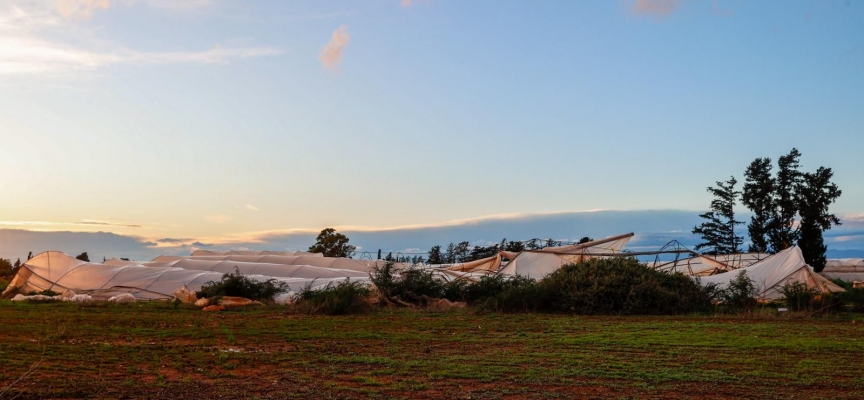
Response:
[0,300,863,399]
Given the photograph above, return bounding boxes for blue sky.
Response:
[0,0,862,259]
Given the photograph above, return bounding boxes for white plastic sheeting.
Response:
[698,247,845,300]
[151,254,398,273]
[645,255,731,276]
[539,233,634,254]
[819,258,864,282]
[499,233,634,280]
[2,251,369,300]
[191,250,321,257]
[142,259,368,280]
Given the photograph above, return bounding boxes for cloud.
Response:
[75,220,142,228]
[0,2,281,76]
[204,215,232,224]
[155,237,192,243]
[401,0,413,6]
[245,204,260,211]
[3,210,864,262]
[0,36,282,75]
[57,0,111,20]
[630,0,683,18]
[319,25,350,70]
[0,229,158,261]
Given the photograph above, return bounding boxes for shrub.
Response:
[830,279,864,312]
[718,271,759,311]
[27,289,60,297]
[536,257,713,315]
[779,282,817,312]
[296,280,372,315]
[196,268,289,302]
[476,279,545,313]
[460,275,535,305]
[370,263,450,305]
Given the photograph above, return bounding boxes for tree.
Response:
[427,245,443,264]
[692,176,744,255]
[308,228,356,258]
[742,157,775,253]
[453,241,471,262]
[577,237,594,244]
[0,258,14,279]
[13,258,20,268]
[75,252,90,262]
[27,251,32,260]
[767,148,802,252]
[796,167,842,272]
[443,243,457,263]
[504,240,525,252]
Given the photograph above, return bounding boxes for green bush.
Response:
[718,271,759,311]
[370,263,451,305]
[779,282,817,312]
[296,280,372,315]
[27,289,60,297]
[460,275,536,305]
[0,279,8,293]
[477,279,546,313]
[371,258,716,315]
[830,279,864,312]
[536,257,713,315]
[196,267,289,302]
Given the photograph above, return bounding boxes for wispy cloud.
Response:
[155,237,193,243]
[0,2,280,77]
[58,0,111,20]
[0,36,282,75]
[629,0,683,18]
[401,0,413,7]
[245,204,260,211]
[75,220,142,228]
[204,215,232,224]
[319,25,350,70]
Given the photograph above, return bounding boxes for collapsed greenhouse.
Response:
[1,232,851,302]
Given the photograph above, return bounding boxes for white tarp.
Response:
[191,250,322,257]
[499,233,634,280]
[698,247,845,300]
[2,251,368,300]
[646,253,770,277]
[646,255,733,276]
[819,258,864,282]
[151,254,399,273]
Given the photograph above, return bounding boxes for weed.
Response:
[295,280,372,315]
[196,267,289,302]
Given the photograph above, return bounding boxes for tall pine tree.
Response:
[796,167,842,272]
[742,157,774,253]
[767,148,802,252]
[692,176,744,255]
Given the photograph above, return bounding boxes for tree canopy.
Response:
[692,176,744,255]
[308,228,356,258]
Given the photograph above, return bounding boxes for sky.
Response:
[0,0,862,261]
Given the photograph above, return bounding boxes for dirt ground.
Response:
[1,301,862,399]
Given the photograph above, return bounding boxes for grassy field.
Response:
[0,301,863,399]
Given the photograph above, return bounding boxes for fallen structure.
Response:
[647,253,770,277]
[498,233,634,280]
[698,247,844,300]
[1,251,368,301]
[819,258,864,282]
[151,254,400,273]
[190,250,321,257]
